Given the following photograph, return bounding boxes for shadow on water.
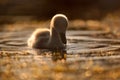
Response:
[51,50,67,61]
[29,48,67,62]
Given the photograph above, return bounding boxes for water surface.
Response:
[0,29,120,80]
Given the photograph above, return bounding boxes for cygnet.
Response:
[27,14,68,49]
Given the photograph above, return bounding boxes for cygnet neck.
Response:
[49,27,62,44]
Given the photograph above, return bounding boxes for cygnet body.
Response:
[27,14,68,49]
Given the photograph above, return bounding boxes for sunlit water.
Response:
[1,29,120,80]
[1,30,120,60]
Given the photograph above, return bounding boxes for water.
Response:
[1,29,120,80]
[1,30,120,59]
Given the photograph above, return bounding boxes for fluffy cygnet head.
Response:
[50,14,68,44]
[50,14,68,33]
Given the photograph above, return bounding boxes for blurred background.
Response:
[0,0,120,35]
[0,0,120,21]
